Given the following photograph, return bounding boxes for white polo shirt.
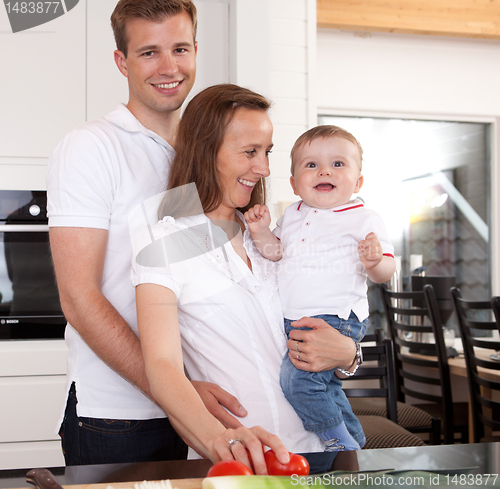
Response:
[47,104,171,421]
[274,199,394,322]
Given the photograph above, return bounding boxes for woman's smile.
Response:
[215,108,273,215]
[237,178,258,189]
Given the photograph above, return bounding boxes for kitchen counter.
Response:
[1,443,499,488]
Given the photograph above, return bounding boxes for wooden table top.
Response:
[447,348,500,382]
[402,345,500,382]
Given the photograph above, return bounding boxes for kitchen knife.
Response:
[26,469,64,489]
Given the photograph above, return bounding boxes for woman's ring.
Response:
[296,342,300,352]
[297,352,301,361]
[228,438,243,449]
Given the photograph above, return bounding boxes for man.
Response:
[47,0,246,466]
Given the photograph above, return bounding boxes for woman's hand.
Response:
[211,426,290,475]
[287,317,356,372]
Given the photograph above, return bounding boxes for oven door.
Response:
[0,224,66,340]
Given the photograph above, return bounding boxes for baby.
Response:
[244,125,396,452]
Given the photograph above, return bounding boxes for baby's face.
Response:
[290,137,363,209]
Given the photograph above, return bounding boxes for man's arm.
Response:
[50,226,247,425]
[50,227,154,397]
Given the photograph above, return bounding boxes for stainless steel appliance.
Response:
[0,190,65,339]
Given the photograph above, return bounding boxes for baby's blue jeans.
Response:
[280,312,367,448]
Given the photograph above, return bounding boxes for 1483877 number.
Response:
[5,2,61,14]
[445,474,498,486]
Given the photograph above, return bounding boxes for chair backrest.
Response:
[343,329,398,423]
[380,283,456,443]
[450,287,500,442]
[492,296,500,329]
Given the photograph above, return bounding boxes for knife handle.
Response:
[26,469,64,489]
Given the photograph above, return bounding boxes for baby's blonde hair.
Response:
[290,125,363,175]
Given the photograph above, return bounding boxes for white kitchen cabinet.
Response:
[0,340,67,470]
[86,0,130,122]
[0,163,49,191]
[0,340,67,377]
[0,376,67,444]
[187,1,230,101]
[0,441,63,471]
[0,3,86,160]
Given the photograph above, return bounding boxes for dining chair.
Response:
[450,287,500,443]
[492,296,500,329]
[344,330,426,449]
[379,283,469,444]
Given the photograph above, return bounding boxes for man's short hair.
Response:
[111,0,197,57]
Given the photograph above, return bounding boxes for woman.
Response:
[131,84,358,475]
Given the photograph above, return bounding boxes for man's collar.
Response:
[105,104,174,150]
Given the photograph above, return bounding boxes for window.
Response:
[318,115,491,333]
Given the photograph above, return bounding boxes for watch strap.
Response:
[336,343,362,377]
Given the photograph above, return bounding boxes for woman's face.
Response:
[216,108,273,214]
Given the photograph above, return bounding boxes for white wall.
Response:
[317,29,500,294]
[267,0,316,220]
[229,0,317,224]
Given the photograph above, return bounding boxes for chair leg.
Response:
[430,418,441,445]
[460,425,469,444]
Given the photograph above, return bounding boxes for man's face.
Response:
[115,12,197,122]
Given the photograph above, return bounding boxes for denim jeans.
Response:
[280,313,367,447]
[59,383,188,465]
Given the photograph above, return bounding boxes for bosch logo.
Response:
[5,319,19,324]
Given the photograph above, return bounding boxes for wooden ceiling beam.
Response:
[317,0,500,40]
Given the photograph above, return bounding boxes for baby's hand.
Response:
[358,232,383,270]
[244,204,271,234]
[244,205,283,261]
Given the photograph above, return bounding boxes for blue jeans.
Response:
[280,313,367,447]
[59,383,187,465]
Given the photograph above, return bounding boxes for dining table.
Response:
[1,443,499,489]
[449,346,500,441]
[403,342,500,442]
[447,347,500,382]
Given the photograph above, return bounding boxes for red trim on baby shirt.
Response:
[383,253,395,258]
[334,203,364,213]
[296,201,364,212]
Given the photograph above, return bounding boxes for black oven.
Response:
[0,190,65,339]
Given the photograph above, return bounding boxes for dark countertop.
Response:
[1,443,499,488]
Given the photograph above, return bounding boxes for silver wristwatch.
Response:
[336,343,363,377]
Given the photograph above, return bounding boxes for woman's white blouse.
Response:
[131,211,323,454]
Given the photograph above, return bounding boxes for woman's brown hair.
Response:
[159,84,271,219]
